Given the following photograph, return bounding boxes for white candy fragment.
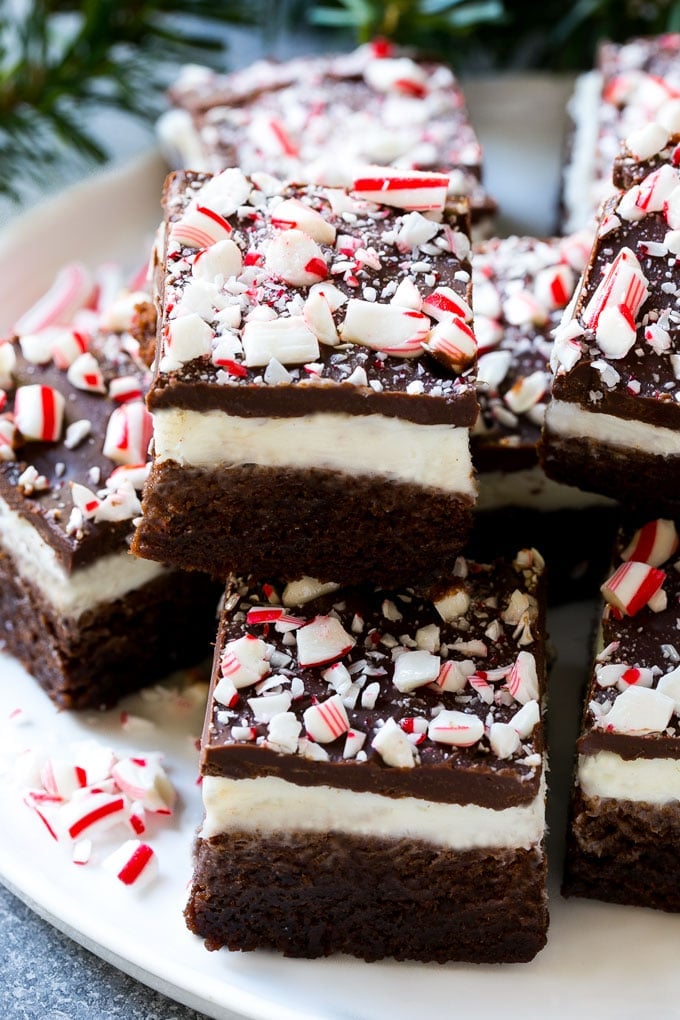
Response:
[392,649,441,692]
[427,710,484,747]
[282,576,340,607]
[247,691,292,723]
[343,729,367,759]
[20,330,56,364]
[511,699,540,738]
[395,211,439,251]
[600,685,674,735]
[503,290,548,327]
[102,839,158,888]
[296,616,355,667]
[242,316,319,367]
[434,659,473,693]
[489,722,521,759]
[165,312,214,366]
[192,238,243,280]
[265,229,328,287]
[0,341,16,388]
[433,586,470,622]
[626,122,669,160]
[477,350,512,391]
[390,278,422,310]
[111,756,175,815]
[220,634,270,689]
[267,712,302,753]
[363,56,427,96]
[657,666,680,713]
[302,290,340,346]
[171,202,233,249]
[503,370,548,415]
[340,299,428,355]
[371,717,419,767]
[271,198,336,244]
[303,694,349,743]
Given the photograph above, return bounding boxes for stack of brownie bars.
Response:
[2,35,680,963]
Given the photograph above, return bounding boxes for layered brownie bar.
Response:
[564,517,680,911]
[561,33,680,232]
[158,43,496,232]
[468,232,618,597]
[542,134,680,515]
[186,549,548,962]
[133,167,478,587]
[0,264,219,709]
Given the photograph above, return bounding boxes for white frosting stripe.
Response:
[545,399,680,457]
[200,773,546,850]
[578,751,680,804]
[153,409,476,496]
[0,495,167,619]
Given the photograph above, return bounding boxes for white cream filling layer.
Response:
[578,751,680,805]
[200,773,545,851]
[477,465,615,512]
[545,399,680,458]
[153,408,476,497]
[0,495,168,620]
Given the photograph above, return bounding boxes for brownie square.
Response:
[186,549,549,962]
[133,167,479,587]
[0,272,219,709]
[563,516,680,911]
[159,44,496,230]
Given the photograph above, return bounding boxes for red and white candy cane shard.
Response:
[67,352,106,393]
[106,463,149,492]
[0,340,16,389]
[14,263,93,334]
[24,793,59,841]
[64,791,127,840]
[50,329,90,370]
[371,717,419,767]
[467,672,494,705]
[427,709,484,747]
[265,229,328,287]
[40,758,85,801]
[102,400,153,466]
[601,560,666,616]
[422,287,472,323]
[109,375,144,403]
[128,801,146,836]
[621,519,679,568]
[582,247,649,331]
[103,839,157,888]
[242,316,320,368]
[434,659,469,693]
[245,606,304,629]
[111,757,175,814]
[303,290,340,347]
[14,384,65,442]
[505,651,540,705]
[340,299,429,356]
[296,615,356,668]
[72,838,92,865]
[424,317,477,373]
[342,728,367,759]
[534,263,575,310]
[352,167,449,212]
[271,198,336,245]
[303,694,350,743]
[170,203,233,249]
[220,634,270,689]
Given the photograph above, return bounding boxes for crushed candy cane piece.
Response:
[601,560,666,616]
[340,299,428,355]
[102,839,157,888]
[428,710,484,747]
[352,166,449,211]
[303,694,349,743]
[243,316,319,367]
[621,519,679,568]
[102,400,153,466]
[600,685,674,735]
[393,649,440,692]
[505,651,539,705]
[296,616,355,667]
[14,384,65,442]
[371,717,419,767]
[220,634,270,689]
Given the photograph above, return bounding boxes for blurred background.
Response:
[1,0,679,213]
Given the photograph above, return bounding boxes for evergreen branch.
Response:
[0,0,264,202]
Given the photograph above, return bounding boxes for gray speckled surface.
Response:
[0,883,211,1020]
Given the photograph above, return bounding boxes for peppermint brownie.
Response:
[0,263,219,709]
[563,517,680,911]
[158,43,496,232]
[468,232,618,597]
[541,132,680,516]
[561,33,680,233]
[133,167,479,587]
[186,550,548,962]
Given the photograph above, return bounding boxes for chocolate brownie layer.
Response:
[186,830,547,962]
[0,544,217,710]
[540,434,680,518]
[135,462,474,588]
[563,789,680,912]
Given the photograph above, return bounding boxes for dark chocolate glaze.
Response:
[148,171,478,427]
[201,552,547,809]
[552,191,680,431]
[0,330,152,572]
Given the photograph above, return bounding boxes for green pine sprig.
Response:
[0,0,262,201]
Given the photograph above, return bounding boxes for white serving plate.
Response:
[0,81,678,1020]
